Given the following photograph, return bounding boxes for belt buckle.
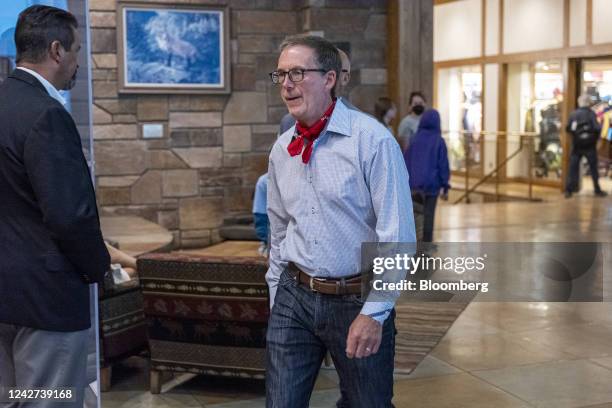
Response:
[309,276,317,292]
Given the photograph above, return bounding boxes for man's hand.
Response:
[345,314,382,359]
[441,191,449,201]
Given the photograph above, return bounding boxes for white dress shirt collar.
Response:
[16,66,66,107]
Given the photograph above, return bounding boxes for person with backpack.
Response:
[564,94,607,198]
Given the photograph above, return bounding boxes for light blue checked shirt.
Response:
[252,173,268,214]
[266,99,416,324]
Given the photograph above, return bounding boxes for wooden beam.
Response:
[562,58,578,191]
[497,63,508,180]
[387,0,399,133]
[481,0,486,56]
[433,67,438,108]
[480,61,486,177]
[587,0,593,45]
[434,42,612,68]
[563,0,570,48]
[388,0,433,121]
[499,0,504,55]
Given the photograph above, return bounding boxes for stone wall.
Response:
[298,0,388,110]
[90,0,387,248]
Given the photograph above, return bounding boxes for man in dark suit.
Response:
[0,6,109,407]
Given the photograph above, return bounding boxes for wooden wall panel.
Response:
[388,0,434,122]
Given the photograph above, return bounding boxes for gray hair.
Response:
[279,35,341,98]
[577,94,591,108]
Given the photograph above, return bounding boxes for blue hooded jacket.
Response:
[403,109,451,196]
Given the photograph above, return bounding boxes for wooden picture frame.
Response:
[117,1,230,94]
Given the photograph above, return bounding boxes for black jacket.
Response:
[0,69,109,331]
[565,106,600,150]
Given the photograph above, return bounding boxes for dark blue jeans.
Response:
[266,270,396,408]
[423,195,438,243]
[565,147,602,193]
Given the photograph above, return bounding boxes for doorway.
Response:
[505,60,564,183]
[575,58,612,185]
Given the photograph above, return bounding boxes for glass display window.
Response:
[582,59,612,161]
[437,65,483,173]
[507,60,563,181]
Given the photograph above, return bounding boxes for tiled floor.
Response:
[102,188,612,407]
[448,173,612,203]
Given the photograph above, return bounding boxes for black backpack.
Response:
[570,114,598,148]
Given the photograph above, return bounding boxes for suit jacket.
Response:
[0,69,110,332]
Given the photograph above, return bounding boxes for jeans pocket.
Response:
[346,294,365,306]
[279,268,297,288]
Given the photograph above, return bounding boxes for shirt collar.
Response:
[16,67,66,107]
[325,97,352,137]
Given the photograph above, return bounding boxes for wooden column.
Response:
[387,0,434,123]
[497,63,508,181]
[562,58,579,191]
[586,0,593,45]
[563,0,570,48]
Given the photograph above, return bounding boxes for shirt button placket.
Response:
[306,163,319,246]
[305,168,315,245]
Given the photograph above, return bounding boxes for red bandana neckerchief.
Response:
[287,100,336,164]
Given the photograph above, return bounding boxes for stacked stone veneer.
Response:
[90,0,387,248]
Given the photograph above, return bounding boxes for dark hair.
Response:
[15,5,78,64]
[279,35,341,98]
[374,97,394,124]
[409,91,426,105]
[333,41,351,58]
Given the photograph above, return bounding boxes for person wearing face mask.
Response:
[403,109,450,243]
[374,97,398,135]
[398,91,427,151]
[0,6,109,407]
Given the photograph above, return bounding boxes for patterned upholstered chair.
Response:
[137,253,269,394]
[98,277,148,391]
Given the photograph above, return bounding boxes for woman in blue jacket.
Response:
[403,109,450,242]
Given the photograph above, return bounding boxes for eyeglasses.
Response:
[269,68,327,84]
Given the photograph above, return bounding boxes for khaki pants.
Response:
[0,323,88,408]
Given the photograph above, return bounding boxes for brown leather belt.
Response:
[288,262,362,295]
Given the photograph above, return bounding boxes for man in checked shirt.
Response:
[265,35,416,408]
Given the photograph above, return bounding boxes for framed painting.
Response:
[117,2,230,94]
